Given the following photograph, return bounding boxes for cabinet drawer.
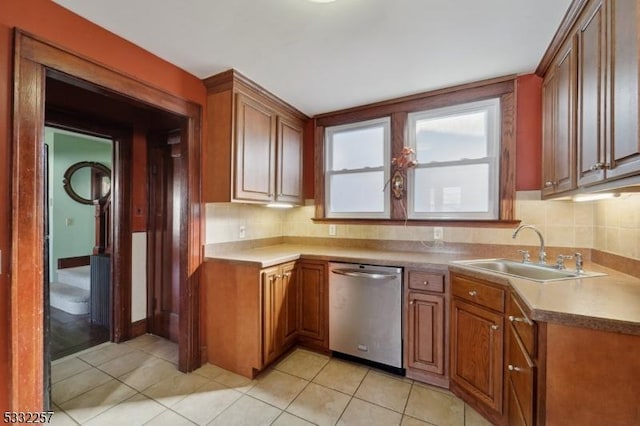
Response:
[508,328,535,426]
[408,271,445,293]
[507,293,536,356]
[452,274,505,312]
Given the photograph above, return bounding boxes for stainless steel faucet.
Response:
[512,225,547,264]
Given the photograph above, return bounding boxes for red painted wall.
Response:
[516,74,543,190]
[0,0,206,409]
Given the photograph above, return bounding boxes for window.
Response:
[317,78,516,224]
[324,117,390,218]
[408,99,501,220]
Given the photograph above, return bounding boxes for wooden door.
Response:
[542,72,557,196]
[553,37,577,193]
[262,266,280,365]
[276,117,303,204]
[407,292,444,375]
[234,93,276,202]
[577,0,607,186]
[297,261,327,349]
[607,0,640,180]
[148,136,181,342]
[281,263,298,347]
[451,298,504,414]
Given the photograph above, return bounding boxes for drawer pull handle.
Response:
[423,281,429,286]
[469,290,477,297]
[508,364,522,372]
[491,324,499,331]
[508,315,532,325]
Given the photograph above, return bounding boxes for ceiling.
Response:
[53,0,571,116]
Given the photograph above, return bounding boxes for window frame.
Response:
[407,98,501,220]
[313,76,517,226]
[324,117,391,219]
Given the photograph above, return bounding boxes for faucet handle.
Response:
[556,254,573,270]
[517,250,531,263]
[574,252,584,273]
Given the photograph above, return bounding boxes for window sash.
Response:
[407,98,500,220]
[324,117,391,218]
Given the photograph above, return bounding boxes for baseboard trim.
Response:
[131,318,147,338]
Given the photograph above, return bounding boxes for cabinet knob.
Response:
[544,181,555,187]
[468,290,477,297]
[508,364,521,372]
[284,272,291,277]
[491,324,499,331]
[410,300,415,305]
[590,162,610,171]
[422,281,429,286]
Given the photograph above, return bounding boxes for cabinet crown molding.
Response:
[203,68,308,121]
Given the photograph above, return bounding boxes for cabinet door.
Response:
[542,72,557,196]
[281,263,298,347]
[607,0,640,180]
[262,267,281,365]
[577,0,607,186]
[553,37,577,193]
[407,292,444,375]
[451,298,504,414]
[276,117,304,204]
[298,261,327,346]
[234,93,276,202]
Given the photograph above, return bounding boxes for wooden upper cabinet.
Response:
[577,0,607,186]
[276,117,304,204]
[542,37,577,196]
[542,0,640,195]
[203,70,307,204]
[235,94,277,202]
[606,0,640,180]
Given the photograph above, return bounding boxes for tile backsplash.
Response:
[205,192,640,261]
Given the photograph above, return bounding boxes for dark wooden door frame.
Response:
[44,109,132,344]
[11,30,202,409]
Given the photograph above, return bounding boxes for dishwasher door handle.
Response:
[331,269,398,280]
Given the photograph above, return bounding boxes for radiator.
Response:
[90,254,111,327]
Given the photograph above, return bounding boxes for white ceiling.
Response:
[53,0,571,116]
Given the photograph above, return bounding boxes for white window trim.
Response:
[324,117,391,219]
[407,98,501,220]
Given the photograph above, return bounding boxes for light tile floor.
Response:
[51,335,493,426]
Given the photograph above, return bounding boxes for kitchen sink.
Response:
[453,259,606,283]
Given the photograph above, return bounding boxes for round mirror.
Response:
[63,161,111,205]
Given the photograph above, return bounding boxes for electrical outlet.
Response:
[65,217,73,226]
[239,225,246,239]
[329,224,337,236]
[433,227,443,241]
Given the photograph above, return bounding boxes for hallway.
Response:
[51,335,491,426]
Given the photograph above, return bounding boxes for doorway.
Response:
[44,127,113,360]
[11,31,202,409]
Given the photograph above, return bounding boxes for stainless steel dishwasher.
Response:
[329,262,403,373]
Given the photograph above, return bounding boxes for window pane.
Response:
[330,172,385,213]
[331,126,385,170]
[413,164,490,213]
[415,111,488,163]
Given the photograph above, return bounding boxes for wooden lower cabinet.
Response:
[297,260,328,351]
[450,273,506,425]
[404,268,449,388]
[263,262,298,365]
[204,259,328,378]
